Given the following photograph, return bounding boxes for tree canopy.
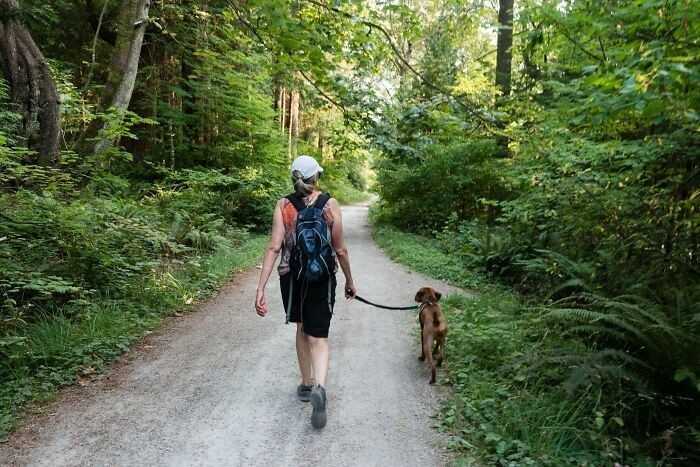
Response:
[1,0,699,463]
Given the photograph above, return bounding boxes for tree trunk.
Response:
[280,87,286,132]
[495,0,514,97]
[291,90,299,134]
[317,127,324,157]
[93,0,150,155]
[287,89,300,159]
[287,90,293,160]
[0,0,61,163]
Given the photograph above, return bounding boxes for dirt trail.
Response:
[1,204,459,467]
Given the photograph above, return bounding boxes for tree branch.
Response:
[84,0,109,90]
[228,1,267,50]
[473,48,498,63]
[301,0,498,127]
[229,0,358,121]
[559,28,605,62]
[85,0,117,46]
[298,70,348,114]
[597,36,608,62]
[541,12,605,63]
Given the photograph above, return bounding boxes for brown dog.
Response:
[415,287,447,384]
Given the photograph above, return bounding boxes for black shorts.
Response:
[280,273,336,338]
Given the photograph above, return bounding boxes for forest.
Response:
[0,0,698,465]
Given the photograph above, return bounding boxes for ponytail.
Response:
[292,170,318,196]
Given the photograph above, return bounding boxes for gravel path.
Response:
[1,204,458,467]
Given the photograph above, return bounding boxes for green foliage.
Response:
[6,0,697,463]
[0,167,276,319]
[371,0,700,462]
[322,177,370,205]
[296,106,373,203]
[371,224,483,289]
[146,14,285,169]
[158,168,286,231]
[372,226,651,465]
[0,234,266,438]
[439,295,609,466]
[374,137,507,230]
[0,0,371,439]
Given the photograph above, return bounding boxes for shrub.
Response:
[375,139,509,230]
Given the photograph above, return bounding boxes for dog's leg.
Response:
[432,339,439,362]
[436,336,444,367]
[418,316,425,361]
[423,334,436,384]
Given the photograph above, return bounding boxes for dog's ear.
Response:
[435,291,442,302]
[415,289,424,303]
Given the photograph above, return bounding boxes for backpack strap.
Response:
[285,192,332,212]
[314,192,331,211]
[285,193,307,212]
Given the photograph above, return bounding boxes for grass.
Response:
[372,224,484,289]
[323,179,371,204]
[372,224,638,466]
[0,234,266,439]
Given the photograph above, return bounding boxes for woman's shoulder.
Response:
[277,196,297,210]
[324,197,338,209]
[323,196,339,222]
[278,197,297,225]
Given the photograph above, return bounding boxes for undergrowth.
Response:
[372,223,658,466]
[0,233,265,439]
[324,178,371,205]
[371,224,483,290]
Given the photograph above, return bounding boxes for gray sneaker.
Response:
[310,385,327,429]
[297,384,313,402]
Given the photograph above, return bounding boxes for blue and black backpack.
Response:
[286,192,335,284]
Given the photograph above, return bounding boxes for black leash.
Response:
[353,295,418,311]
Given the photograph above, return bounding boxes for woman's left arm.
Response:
[255,200,285,317]
[328,199,356,299]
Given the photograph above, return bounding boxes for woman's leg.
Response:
[302,276,334,388]
[296,323,314,385]
[307,335,329,386]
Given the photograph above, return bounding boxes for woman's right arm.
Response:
[255,200,285,317]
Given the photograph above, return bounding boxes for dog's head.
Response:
[415,287,442,304]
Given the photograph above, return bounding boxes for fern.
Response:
[563,324,627,342]
[544,307,608,323]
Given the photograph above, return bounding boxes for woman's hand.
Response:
[255,288,268,317]
[345,281,357,300]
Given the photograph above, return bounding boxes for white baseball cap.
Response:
[291,155,323,179]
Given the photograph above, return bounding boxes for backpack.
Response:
[286,192,335,284]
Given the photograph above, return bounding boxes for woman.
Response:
[255,155,356,429]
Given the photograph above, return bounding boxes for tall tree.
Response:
[495,0,514,96]
[93,0,150,155]
[0,0,60,163]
